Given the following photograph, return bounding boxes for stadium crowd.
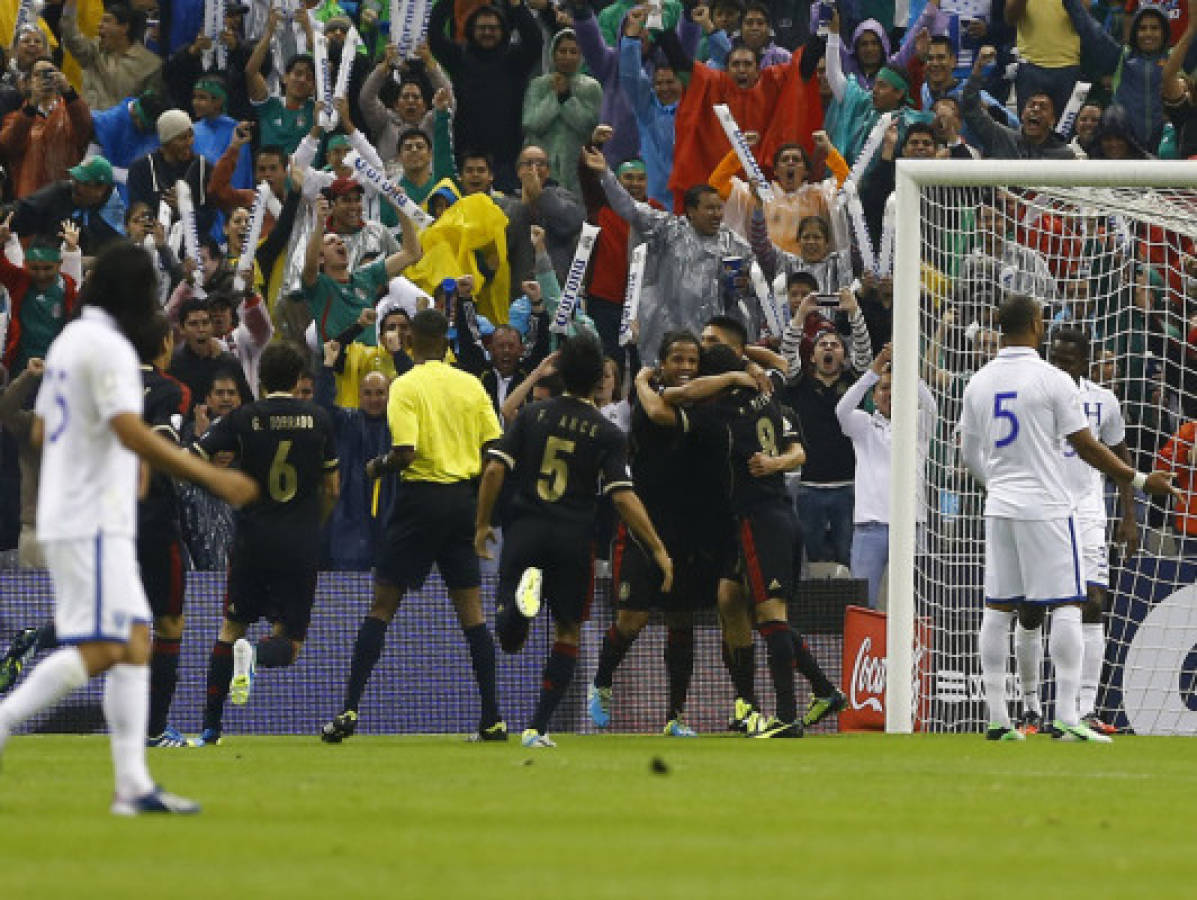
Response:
[1,0,1196,599]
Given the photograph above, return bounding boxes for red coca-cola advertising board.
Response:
[840,606,933,732]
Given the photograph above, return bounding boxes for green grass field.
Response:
[1,733,1193,898]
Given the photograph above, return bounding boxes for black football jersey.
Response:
[489,395,633,528]
[139,366,190,540]
[194,394,338,556]
[694,383,801,513]
[629,394,732,546]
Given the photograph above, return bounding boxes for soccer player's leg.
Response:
[1013,603,1045,735]
[739,507,802,738]
[980,518,1024,741]
[440,486,505,741]
[323,491,432,742]
[1077,517,1115,735]
[590,523,655,728]
[0,542,97,759]
[658,545,718,736]
[143,536,191,747]
[523,545,593,747]
[493,518,546,656]
[717,576,759,732]
[1018,518,1110,743]
[201,557,258,745]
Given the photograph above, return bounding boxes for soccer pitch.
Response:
[1,734,1192,898]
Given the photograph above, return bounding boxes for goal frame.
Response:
[886,159,1197,733]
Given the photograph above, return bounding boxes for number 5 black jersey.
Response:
[193,393,339,558]
[487,395,634,528]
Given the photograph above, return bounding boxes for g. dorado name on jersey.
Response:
[251,415,316,431]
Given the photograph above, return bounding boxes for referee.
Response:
[322,310,508,743]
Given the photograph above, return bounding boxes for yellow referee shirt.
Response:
[387,360,502,483]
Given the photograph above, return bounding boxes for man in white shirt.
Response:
[958,294,1174,742]
[834,343,937,607]
[0,243,256,815]
[1012,327,1138,737]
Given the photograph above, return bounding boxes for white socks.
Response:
[1014,623,1044,716]
[0,647,88,749]
[1078,622,1104,717]
[1049,606,1083,728]
[102,664,155,801]
[979,608,1015,728]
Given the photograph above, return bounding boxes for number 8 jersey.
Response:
[487,395,635,525]
[959,346,1088,520]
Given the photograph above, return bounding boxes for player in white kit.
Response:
[1013,328,1138,737]
[0,242,256,815]
[958,295,1176,742]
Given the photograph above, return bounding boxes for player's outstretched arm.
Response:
[474,459,508,559]
[110,413,259,508]
[661,370,756,406]
[1067,427,1180,500]
[743,344,788,375]
[612,489,673,593]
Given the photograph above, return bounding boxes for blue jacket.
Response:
[91,98,161,203]
[619,37,679,209]
[1065,0,1197,150]
[194,114,253,190]
[316,365,395,571]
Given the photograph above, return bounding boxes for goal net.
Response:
[888,160,1197,736]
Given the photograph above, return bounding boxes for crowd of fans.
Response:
[2,0,1197,600]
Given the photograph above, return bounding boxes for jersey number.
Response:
[756,417,778,456]
[537,436,576,502]
[269,440,297,502]
[993,392,1020,447]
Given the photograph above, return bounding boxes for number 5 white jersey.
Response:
[958,346,1088,520]
[1059,377,1126,522]
[35,307,144,542]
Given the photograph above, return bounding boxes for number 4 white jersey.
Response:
[35,307,144,542]
[959,346,1088,520]
[1059,377,1126,522]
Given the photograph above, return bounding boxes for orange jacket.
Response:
[1156,421,1197,535]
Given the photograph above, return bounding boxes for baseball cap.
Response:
[328,177,364,198]
[327,134,351,151]
[69,156,115,186]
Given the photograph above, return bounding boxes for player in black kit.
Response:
[585,331,732,736]
[193,343,339,745]
[137,316,196,748]
[662,341,813,738]
[474,330,673,748]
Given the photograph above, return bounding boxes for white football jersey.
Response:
[1059,377,1126,521]
[959,346,1088,519]
[35,307,144,542]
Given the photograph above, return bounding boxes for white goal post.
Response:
[887,159,1197,734]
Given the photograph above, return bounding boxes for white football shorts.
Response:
[1076,515,1109,590]
[42,533,152,644]
[984,516,1084,605]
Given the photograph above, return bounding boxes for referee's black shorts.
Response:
[497,517,594,625]
[374,480,480,591]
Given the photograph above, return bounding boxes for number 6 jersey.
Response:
[959,346,1088,520]
[193,393,338,558]
[487,395,634,526]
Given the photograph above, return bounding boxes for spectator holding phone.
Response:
[0,58,91,197]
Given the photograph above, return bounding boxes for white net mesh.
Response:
[911,182,1197,735]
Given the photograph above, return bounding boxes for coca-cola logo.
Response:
[851,637,886,712]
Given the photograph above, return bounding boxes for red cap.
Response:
[328,177,364,198]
